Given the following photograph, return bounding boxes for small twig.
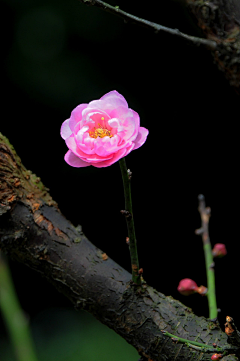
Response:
[119,158,140,285]
[80,0,217,50]
[197,194,218,319]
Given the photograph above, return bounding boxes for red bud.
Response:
[212,243,227,258]
[211,353,223,360]
[177,278,198,296]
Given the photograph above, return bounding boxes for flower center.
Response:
[89,123,113,139]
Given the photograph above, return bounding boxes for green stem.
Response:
[0,252,38,361]
[198,195,218,319]
[161,331,229,353]
[119,157,140,285]
[204,242,217,319]
[162,331,213,349]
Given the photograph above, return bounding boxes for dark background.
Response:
[1,0,239,359]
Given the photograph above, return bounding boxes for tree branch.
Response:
[80,0,217,49]
[80,0,240,90]
[0,132,239,361]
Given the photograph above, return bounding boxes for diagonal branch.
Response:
[0,132,239,361]
[81,0,240,90]
[80,0,217,50]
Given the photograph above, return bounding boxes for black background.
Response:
[1,0,240,347]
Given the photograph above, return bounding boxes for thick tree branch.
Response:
[0,132,239,361]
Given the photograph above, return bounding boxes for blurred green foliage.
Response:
[1,308,138,361]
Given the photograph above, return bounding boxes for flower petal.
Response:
[93,135,122,157]
[100,90,128,108]
[64,150,90,167]
[92,147,128,168]
[108,107,140,142]
[61,119,72,140]
[132,127,149,150]
[66,135,113,162]
[87,91,128,113]
[123,142,135,157]
[69,104,88,131]
[75,131,95,155]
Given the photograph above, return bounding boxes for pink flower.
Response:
[61,90,149,168]
[177,278,198,296]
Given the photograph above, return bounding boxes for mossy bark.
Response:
[0,132,239,361]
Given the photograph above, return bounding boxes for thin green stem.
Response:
[162,331,213,349]
[204,242,217,319]
[119,157,140,285]
[161,330,232,354]
[197,195,218,319]
[0,252,38,361]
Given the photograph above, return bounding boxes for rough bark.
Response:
[0,132,239,361]
[186,0,240,90]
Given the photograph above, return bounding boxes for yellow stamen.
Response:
[101,117,104,120]
[89,126,112,138]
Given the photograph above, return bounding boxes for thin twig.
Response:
[197,194,218,320]
[119,157,140,285]
[80,0,217,50]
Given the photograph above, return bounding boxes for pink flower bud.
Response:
[177,278,198,296]
[212,243,227,258]
[211,353,223,360]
